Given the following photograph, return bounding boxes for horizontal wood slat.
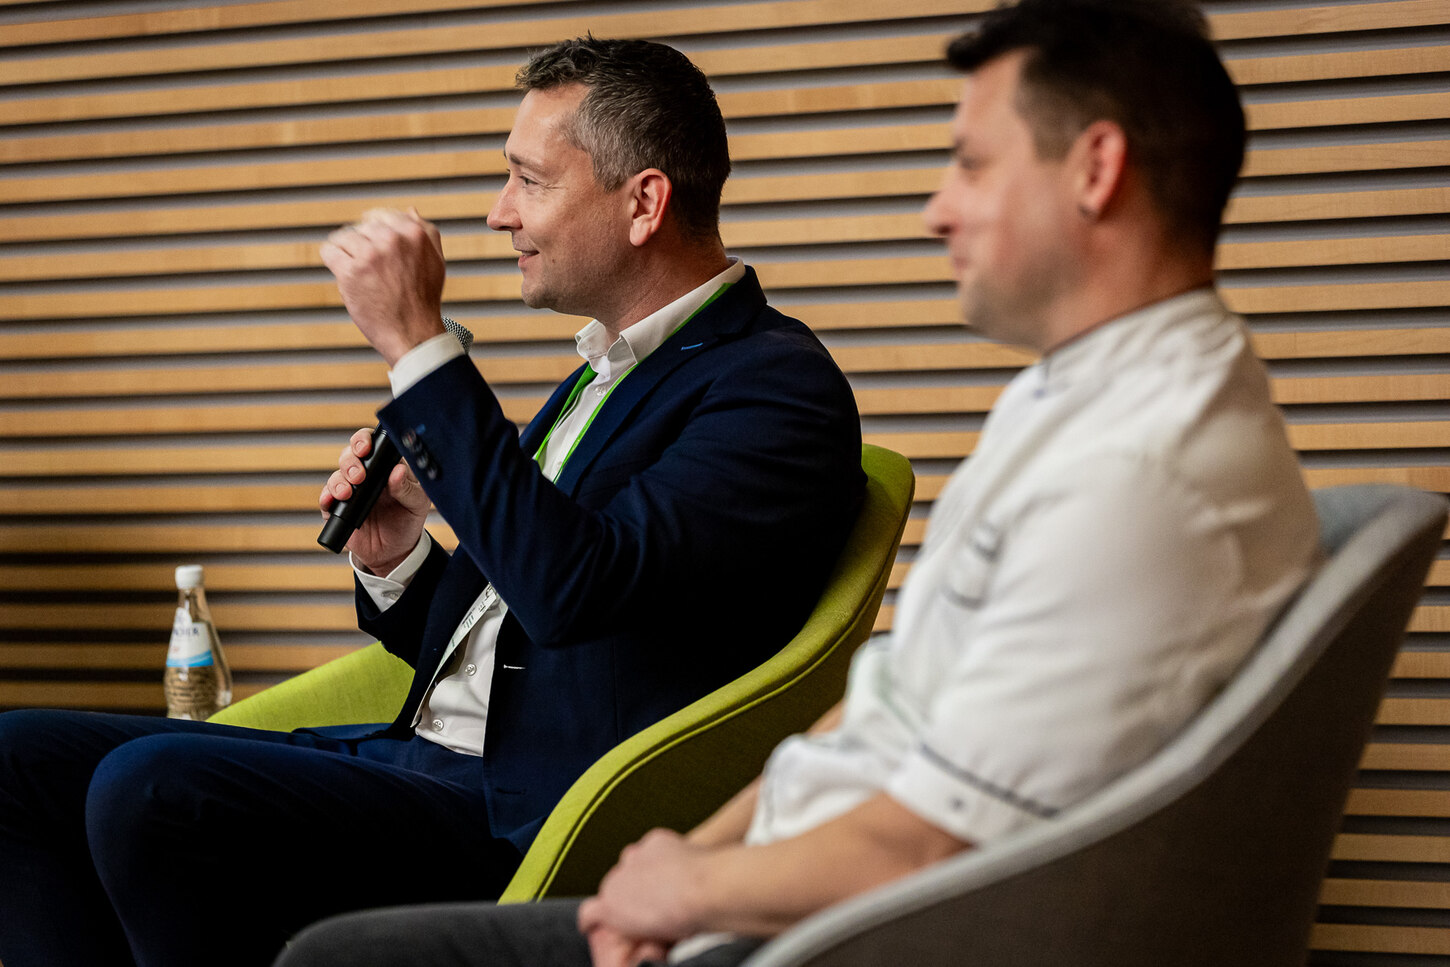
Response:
[1390,649,1450,679]
[0,84,965,166]
[0,522,460,555]
[0,483,321,515]
[1,270,1444,323]
[0,643,359,672]
[1309,923,1450,956]
[1227,44,1450,85]
[0,0,1436,88]
[0,398,545,438]
[9,86,1436,167]
[1347,788,1450,819]
[1333,834,1450,863]
[1373,697,1450,727]
[0,681,266,711]
[4,230,1444,286]
[7,138,1444,207]
[0,563,352,593]
[1138,186,1440,225]
[6,320,1450,372]
[1360,743,1450,771]
[0,0,981,87]
[8,368,1438,417]
[5,40,1440,133]
[1215,0,1450,38]
[5,6,1441,74]
[1320,877,1450,909]
[8,33,966,125]
[0,602,358,633]
[0,0,579,47]
[6,183,1438,245]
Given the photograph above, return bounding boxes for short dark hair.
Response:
[948,0,1245,252]
[516,37,731,241]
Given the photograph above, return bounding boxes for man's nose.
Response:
[922,189,951,238]
[486,185,516,232]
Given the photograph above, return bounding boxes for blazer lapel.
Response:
[551,268,767,497]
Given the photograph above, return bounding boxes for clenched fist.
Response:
[321,207,447,366]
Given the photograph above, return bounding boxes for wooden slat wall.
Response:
[0,0,1445,959]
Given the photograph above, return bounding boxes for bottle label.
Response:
[166,608,215,668]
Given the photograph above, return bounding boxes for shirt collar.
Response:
[1033,287,1227,395]
[574,258,745,382]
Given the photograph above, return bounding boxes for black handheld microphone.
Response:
[318,317,474,554]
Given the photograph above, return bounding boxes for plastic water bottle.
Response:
[163,565,233,719]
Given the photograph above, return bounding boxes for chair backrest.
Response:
[743,484,1447,967]
[498,444,915,902]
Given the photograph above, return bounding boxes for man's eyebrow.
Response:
[504,149,548,173]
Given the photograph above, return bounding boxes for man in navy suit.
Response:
[0,38,863,967]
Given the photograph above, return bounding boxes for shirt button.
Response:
[465,663,478,676]
[431,719,444,732]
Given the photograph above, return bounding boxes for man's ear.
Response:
[1072,119,1128,221]
[628,169,673,247]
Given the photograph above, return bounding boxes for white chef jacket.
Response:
[746,288,1320,847]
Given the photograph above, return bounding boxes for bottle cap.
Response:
[175,565,204,590]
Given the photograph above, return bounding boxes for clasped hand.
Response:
[320,206,447,366]
[578,829,711,967]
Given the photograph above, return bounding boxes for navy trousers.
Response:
[0,709,520,967]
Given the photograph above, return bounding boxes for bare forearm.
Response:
[687,794,968,938]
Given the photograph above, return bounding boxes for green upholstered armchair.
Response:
[210,443,915,901]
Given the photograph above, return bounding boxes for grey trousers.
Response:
[273,898,764,967]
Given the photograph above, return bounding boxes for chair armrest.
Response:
[208,641,412,732]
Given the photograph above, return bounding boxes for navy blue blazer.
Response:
[353,268,864,853]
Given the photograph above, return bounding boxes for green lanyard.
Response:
[533,280,734,475]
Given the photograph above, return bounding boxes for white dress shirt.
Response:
[354,259,746,755]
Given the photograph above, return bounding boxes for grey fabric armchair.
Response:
[743,484,1447,967]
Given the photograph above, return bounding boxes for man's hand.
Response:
[320,207,447,366]
[319,427,432,575]
[582,922,668,967]
[577,829,708,955]
[581,794,970,948]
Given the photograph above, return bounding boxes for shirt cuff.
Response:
[388,329,465,396]
[352,532,434,611]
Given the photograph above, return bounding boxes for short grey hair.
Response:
[516,37,731,240]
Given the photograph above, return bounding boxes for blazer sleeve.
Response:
[377,332,862,649]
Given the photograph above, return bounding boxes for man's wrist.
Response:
[352,533,432,609]
[672,843,720,937]
[388,327,465,396]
